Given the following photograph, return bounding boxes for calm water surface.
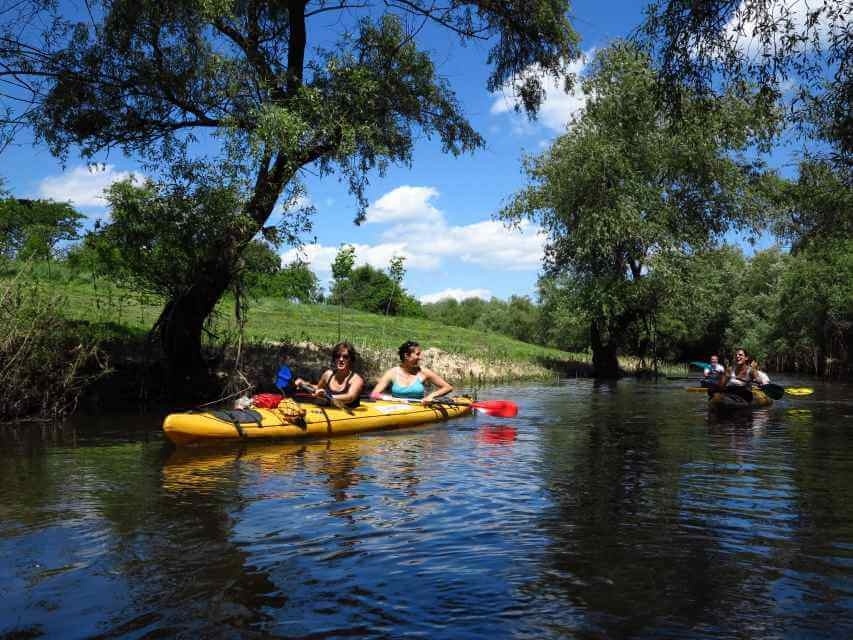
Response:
[2,378,853,638]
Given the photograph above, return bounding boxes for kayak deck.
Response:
[708,388,773,412]
[163,397,473,446]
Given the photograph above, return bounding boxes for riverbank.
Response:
[74,338,595,415]
[1,267,676,420]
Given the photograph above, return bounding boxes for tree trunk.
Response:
[590,319,621,379]
[154,157,295,377]
[156,250,237,374]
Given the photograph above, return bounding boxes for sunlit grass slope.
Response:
[24,268,587,369]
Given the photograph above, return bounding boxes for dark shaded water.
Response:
[2,378,853,639]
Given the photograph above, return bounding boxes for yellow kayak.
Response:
[163,397,473,446]
[708,388,773,413]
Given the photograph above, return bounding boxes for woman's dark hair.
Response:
[331,341,357,366]
[398,340,419,361]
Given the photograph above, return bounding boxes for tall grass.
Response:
[0,265,109,422]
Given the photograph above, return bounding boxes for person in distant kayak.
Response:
[295,341,365,408]
[700,354,725,387]
[703,355,725,378]
[370,340,453,403]
[717,348,762,401]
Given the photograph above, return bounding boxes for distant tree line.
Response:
[2,196,848,378]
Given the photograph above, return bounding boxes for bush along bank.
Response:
[1,276,108,423]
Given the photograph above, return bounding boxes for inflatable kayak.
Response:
[163,396,473,446]
[708,387,772,413]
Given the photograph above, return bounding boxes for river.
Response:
[2,378,852,638]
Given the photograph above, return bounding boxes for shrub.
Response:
[0,271,108,422]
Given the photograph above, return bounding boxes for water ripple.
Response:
[3,382,853,638]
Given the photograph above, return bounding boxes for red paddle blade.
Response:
[470,400,518,418]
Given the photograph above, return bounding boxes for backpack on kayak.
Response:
[252,393,283,408]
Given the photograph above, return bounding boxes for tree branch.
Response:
[305,1,371,18]
[286,1,307,97]
[212,14,285,102]
[384,0,491,39]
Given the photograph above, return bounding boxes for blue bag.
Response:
[275,365,293,393]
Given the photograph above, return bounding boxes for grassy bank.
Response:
[3,264,699,419]
[9,266,593,383]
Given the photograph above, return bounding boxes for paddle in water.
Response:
[370,393,519,418]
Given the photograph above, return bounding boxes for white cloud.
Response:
[490,53,593,133]
[38,164,142,208]
[397,218,545,270]
[284,216,544,276]
[365,185,443,224]
[281,186,547,287]
[280,244,340,275]
[419,288,492,304]
[723,1,843,58]
[280,241,439,281]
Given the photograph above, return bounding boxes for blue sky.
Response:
[0,1,814,301]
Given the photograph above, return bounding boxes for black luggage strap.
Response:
[210,409,264,438]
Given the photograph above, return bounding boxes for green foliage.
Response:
[501,42,776,374]
[13,2,578,213]
[536,276,589,351]
[239,239,322,302]
[422,295,543,345]
[423,297,489,328]
[723,248,787,363]
[0,269,107,422]
[653,246,747,361]
[0,198,84,261]
[641,0,849,160]
[330,244,356,293]
[477,296,541,343]
[773,240,853,375]
[331,263,422,317]
[771,159,853,250]
[2,0,581,370]
[88,177,250,299]
[249,259,322,304]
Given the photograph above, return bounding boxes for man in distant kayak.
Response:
[717,348,763,401]
[700,354,725,387]
[703,355,724,378]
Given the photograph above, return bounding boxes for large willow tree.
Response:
[501,43,773,377]
[1,0,579,372]
[641,0,850,162]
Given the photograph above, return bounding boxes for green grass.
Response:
[8,264,589,374]
[235,297,586,365]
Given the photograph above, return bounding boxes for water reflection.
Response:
[2,381,853,638]
[475,424,518,446]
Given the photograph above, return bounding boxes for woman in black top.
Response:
[295,341,365,408]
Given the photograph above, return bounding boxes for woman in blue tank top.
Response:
[371,340,453,402]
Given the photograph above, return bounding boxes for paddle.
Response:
[370,393,519,418]
[759,383,815,400]
[690,360,712,370]
[685,384,814,399]
[296,382,349,410]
